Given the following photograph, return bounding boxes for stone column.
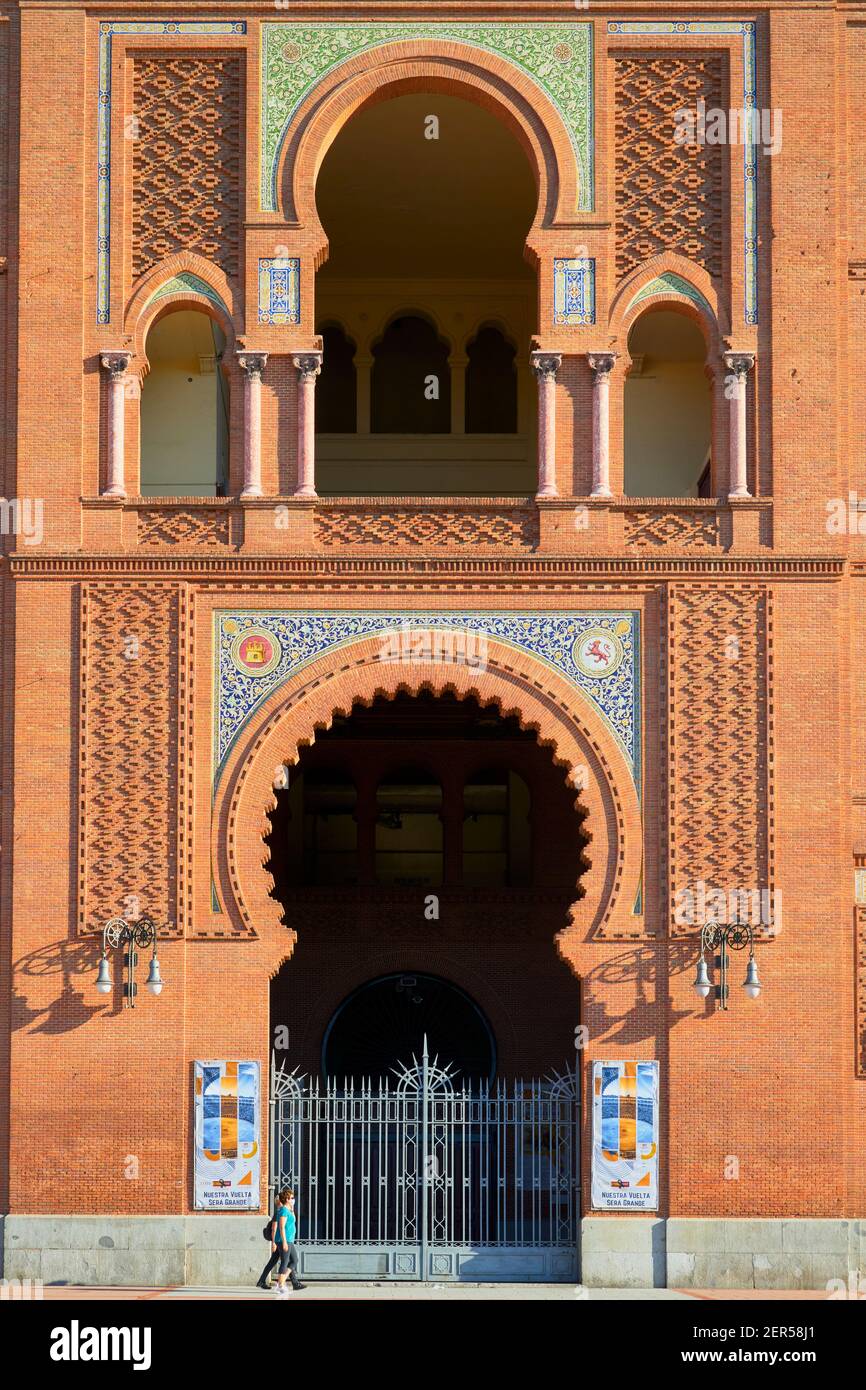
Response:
[449,353,468,435]
[236,352,268,498]
[100,351,132,498]
[723,351,755,499]
[355,354,373,434]
[587,353,617,498]
[530,351,562,499]
[292,352,323,498]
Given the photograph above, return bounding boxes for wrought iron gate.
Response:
[270,1041,580,1281]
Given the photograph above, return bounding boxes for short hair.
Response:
[278,1186,294,1203]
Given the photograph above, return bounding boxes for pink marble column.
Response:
[723,351,755,499]
[587,353,617,498]
[292,352,323,498]
[237,351,268,498]
[100,351,132,498]
[530,351,561,499]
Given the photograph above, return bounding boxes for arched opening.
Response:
[313,92,537,495]
[267,689,589,1076]
[465,325,518,434]
[265,689,587,1278]
[316,323,357,433]
[140,308,229,496]
[322,972,496,1083]
[623,308,713,497]
[370,315,451,435]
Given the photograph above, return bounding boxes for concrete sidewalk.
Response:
[29,1283,833,1301]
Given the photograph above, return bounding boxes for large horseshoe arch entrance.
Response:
[265,690,589,1282]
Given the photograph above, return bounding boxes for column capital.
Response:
[587,351,617,379]
[722,350,756,378]
[236,350,268,380]
[292,351,323,380]
[100,350,132,379]
[530,350,561,381]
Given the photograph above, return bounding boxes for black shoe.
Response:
[256,1280,269,1289]
[291,1282,307,1291]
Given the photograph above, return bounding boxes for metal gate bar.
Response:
[270,1039,580,1282]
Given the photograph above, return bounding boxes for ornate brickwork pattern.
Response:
[137,507,232,548]
[667,586,773,936]
[132,54,241,279]
[314,507,539,550]
[625,508,720,550]
[857,906,866,1077]
[78,584,183,937]
[614,53,724,281]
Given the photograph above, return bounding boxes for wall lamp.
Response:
[96,916,164,1008]
[693,920,761,1011]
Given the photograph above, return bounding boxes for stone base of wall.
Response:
[581,1218,866,1291]
[3,1215,865,1288]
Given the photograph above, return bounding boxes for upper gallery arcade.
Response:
[14,14,808,555]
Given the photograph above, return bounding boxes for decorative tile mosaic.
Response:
[213,610,641,791]
[608,20,758,326]
[145,272,230,317]
[626,271,713,319]
[96,21,246,325]
[257,257,301,326]
[261,22,594,214]
[554,257,596,326]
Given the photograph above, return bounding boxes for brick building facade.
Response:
[1,1,865,1288]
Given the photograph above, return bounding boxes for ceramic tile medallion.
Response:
[214,610,641,794]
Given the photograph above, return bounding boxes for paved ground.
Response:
[31,1283,833,1301]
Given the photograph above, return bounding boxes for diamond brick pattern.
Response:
[625,508,720,549]
[615,55,723,280]
[667,587,772,935]
[78,585,182,937]
[132,55,241,278]
[137,508,231,548]
[858,907,866,1077]
[315,507,538,548]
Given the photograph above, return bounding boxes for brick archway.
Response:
[279,41,580,240]
[211,636,643,959]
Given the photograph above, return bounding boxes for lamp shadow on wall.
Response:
[580,941,695,1046]
[12,940,105,1033]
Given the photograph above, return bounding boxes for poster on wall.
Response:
[194,1060,260,1210]
[591,1060,659,1211]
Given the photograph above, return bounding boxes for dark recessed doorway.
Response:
[322,972,496,1084]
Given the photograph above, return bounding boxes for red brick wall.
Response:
[3,4,865,1225]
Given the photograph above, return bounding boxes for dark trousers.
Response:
[257,1243,300,1287]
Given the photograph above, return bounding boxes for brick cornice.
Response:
[7,555,847,583]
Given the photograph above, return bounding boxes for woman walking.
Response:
[263,1187,305,1296]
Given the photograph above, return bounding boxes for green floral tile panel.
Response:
[261,22,593,214]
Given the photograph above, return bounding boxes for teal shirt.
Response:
[274,1204,296,1247]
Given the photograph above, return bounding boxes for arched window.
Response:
[375,766,443,886]
[371,315,450,433]
[316,323,357,433]
[624,309,712,497]
[465,325,518,433]
[140,308,228,496]
[463,769,531,887]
